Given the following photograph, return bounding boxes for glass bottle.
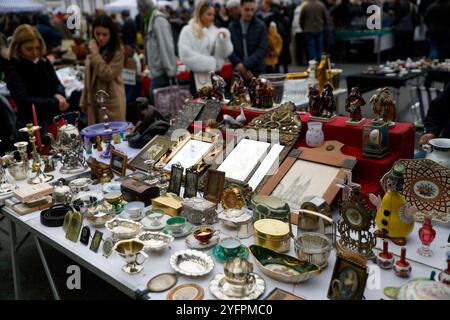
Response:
[417,216,436,257]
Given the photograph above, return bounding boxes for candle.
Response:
[32,104,41,148]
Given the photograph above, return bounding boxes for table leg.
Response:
[8,219,22,300]
[34,236,61,300]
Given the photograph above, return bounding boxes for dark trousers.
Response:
[395,31,415,59]
[304,31,324,62]
[295,32,306,65]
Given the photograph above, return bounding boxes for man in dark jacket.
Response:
[36,14,62,52]
[299,0,327,62]
[229,0,268,80]
[121,9,137,47]
[424,0,450,60]
[420,82,450,145]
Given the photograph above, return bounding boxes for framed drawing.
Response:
[168,163,184,196]
[162,133,217,174]
[204,169,225,204]
[327,250,368,300]
[110,149,128,176]
[128,135,175,172]
[79,226,91,246]
[264,288,305,300]
[258,141,357,210]
[184,167,199,198]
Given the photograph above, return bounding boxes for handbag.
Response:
[153,79,191,116]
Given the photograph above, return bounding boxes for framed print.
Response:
[164,138,213,174]
[128,135,175,172]
[90,230,103,253]
[264,288,305,300]
[65,211,82,243]
[327,250,368,300]
[79,226,91,246]
[184,167,199,198]
[204,169,225,204]
[102,237,114,258]
[168,163,184,196]
[258,140,357,210]
[110,149,128,176]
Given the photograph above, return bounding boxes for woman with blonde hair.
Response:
[5,24,69,132]
[178,0,233,93]
[80,14,126,125]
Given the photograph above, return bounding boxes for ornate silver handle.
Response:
[295,209,336,248]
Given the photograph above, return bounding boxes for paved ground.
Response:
[0,62,426,299]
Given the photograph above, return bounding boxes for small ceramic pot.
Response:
[305,122,324,148]
[377,241,395,269]
[394,262,412,278]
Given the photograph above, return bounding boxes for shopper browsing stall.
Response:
[178,0,233,93]
[80,15,126,125]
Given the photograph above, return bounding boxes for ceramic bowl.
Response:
[169,249,214,277]
[249,245,320,283]
[138,231,174,252]
[105,217,142,239]
[72,192,103,215]
[124,201,145,220]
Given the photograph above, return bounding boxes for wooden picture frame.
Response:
[184,167,199,198]
[257,141,357,209]
[168,163,184,196]
[264,288,305,300]
[128,135,176,172]
[204,169,225,204]
[327,251,368,300]
[110,149,128,176]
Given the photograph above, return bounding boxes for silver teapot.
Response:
[47,112,81,153]
[1,141,29,181]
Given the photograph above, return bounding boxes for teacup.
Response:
[104,191,123,204]
[219,237,242,257]
[124,201,145,219]
[166,217,186,234]
[224,257,256,290]
[193,226,219,244]
[147,210,165,226]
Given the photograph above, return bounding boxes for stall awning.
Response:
[0,0,46,13]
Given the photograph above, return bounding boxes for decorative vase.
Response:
[305,122,324,148]
[417,216,436,257]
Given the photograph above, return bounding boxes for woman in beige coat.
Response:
[80,15,126,125]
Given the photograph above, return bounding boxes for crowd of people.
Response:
[0,0,449,154]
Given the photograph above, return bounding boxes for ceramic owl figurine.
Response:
[369,163,418,246]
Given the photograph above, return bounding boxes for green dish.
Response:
[162,222,194,238]
[249,245,320,283]
[212,244,249,263]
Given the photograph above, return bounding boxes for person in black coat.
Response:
[424,0,450,60]
[229,0,268,80]
[35,13,62,52]
[121,9,137,47]
[5,25,69,140]
[420,82,450,145]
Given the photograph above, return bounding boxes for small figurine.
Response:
[248,76,257,106]
[84,136,92,154]
[43,155,55,173]
[377,240,395,269]
[369,87,397,125]
[320,83,336,118]
[394,247,412,278]
[316,53,330,91]
[211,72,226,101]
[345,87,366,124]
[229,73,247,107]
[369,163,418,246]
[96,136,103,152]
[101,135,114,159]
[112,132,121,144]
[222,106,246,128]
[307,86,321,117]
[255,78,274,109]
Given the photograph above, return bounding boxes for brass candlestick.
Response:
[95,90,112,132]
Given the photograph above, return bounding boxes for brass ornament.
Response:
[221,187,245,210]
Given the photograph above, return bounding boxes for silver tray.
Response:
[209,273,266,300]
[169,249,214,277]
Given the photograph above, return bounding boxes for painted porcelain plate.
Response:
[167,283,204,300]
[383,159,450,222]
[209,273,266,300]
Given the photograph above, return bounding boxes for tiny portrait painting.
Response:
[110,150,128,176]
[90,230,103,253]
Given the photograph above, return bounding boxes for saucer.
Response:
[119,210,146,221]
[103,182,121,193]
[212,244,249,263]
[141,214,171,231]
[163,222,194,238]
[186,234,220,250]
[209,273,266,300]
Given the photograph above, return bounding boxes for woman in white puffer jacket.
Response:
[178,0,233,92]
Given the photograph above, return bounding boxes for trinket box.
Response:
[121,178,159,206]
[218,209,254,239]
[13,183,53,203]
[251,195,290,223]
[253,219,292,253]
[182,197,217,225]
[152,193,183,216]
